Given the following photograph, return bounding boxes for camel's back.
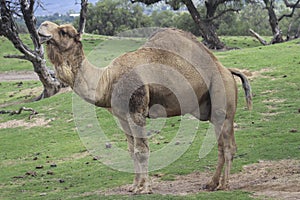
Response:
[142,29,220,77]
[107,47,206,86]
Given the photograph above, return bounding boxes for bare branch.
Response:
[0,107,38,120]
[205,8,241,22]
[131,0,162,5]
[20,0,43,57]
[279,0,300,21]
[0,0,36,60]
[249,29,268,45]
[283,0,300,8]
[4,54,27,60]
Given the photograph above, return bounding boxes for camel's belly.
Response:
[148,84,210,120]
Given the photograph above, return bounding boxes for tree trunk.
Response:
[183,0,225,49]
[33,59,62,100]
[264,0,284,44]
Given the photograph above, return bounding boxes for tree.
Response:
[0,0,62,100]
[250,0,300,44]
[131,0,242,49]
[82,0,151,35]
[0,0,88,100]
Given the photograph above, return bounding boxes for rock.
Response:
[105,142,112,149]
[46,171,54,175]
[59,179,65,183]
[92,156,100,160]
[50,163,57,168]
[25,171,37,177]
[290,129,298,133]
[233,123,239,128]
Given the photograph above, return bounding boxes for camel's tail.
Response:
[229,68,253,110]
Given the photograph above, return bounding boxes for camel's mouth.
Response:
[38,32,52,44]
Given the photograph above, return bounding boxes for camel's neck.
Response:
[48,43,111,107]
[72,59,111,107]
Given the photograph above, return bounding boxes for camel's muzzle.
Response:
[38,32,52,44]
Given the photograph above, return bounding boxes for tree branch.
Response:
[20,0,43,58]
[279,0,300,21]
[205,8,240,22]
[4,54,27,60]
[283,0,300,8]
[249,29,268,45]
[0,107,38,120]
[0,0,37,61]
[130,0,162,5]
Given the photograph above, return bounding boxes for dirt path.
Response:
[93,160,300,199]
[0,71,38,82]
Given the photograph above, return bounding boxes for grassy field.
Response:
[0,35,299,199]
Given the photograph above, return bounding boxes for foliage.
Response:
[218,4,272,36]
[36,12,76,27]
[76,0,152,35]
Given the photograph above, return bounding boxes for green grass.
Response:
[220,36,264,49]
[1,36,300,199]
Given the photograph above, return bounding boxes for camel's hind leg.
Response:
[205,117,236,191]
[217,118,236,190]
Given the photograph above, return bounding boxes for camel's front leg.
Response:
[126,113,152,194]
[126,135,151,194]
[119,119,141,192]
[132,137,152,194]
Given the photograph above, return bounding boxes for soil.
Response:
[0,71,39,82]
[0,117,51,129]
[99,160,300,199]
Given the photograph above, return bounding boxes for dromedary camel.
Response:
[38,21,252,194]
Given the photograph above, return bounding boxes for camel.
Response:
[38,21,252,194]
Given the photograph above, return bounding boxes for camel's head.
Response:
[38,21,84,87]
[38,21,81,51]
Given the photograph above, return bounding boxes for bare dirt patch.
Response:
[233,68,274,83]
[97,159,300,199]
[0,117,51,129]
[0,71,39,82]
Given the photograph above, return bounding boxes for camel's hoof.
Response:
[202,182,218,191]
[128,184,152,194]
[128,184,137,193]
[217,184,230,191]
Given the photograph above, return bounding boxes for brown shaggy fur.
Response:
[38,21,252,194]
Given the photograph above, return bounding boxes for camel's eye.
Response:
[60,29,66,36]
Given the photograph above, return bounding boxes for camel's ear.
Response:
[59,25,80,41]
[76,33,82,42]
